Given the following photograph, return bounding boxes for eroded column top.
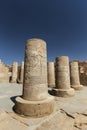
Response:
[56,56,69,65]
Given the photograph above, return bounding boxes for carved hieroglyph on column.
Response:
[47,62,55,88]
[53,56,75,97]
[14,38,56,117]
[18,61,24,84]
[11,62,18,83]
[70,61,83,90]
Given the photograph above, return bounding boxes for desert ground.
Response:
[0,83,87,130]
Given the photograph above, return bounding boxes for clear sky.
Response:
[0,0,87,65]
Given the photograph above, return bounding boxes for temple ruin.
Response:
[0,60,10,82]
[70,61,83,90]
[0,58,87,87]
[47,62,55,88]
[14,38,56,117]
[53,56,75,97]
[0,38,87,129]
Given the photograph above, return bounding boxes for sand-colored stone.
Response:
[79,61,87,86]
[14,95,55,117]
[80,66,84,73]
[14,38,56,117]
[0,112,28,130]
[53,56,75,97]
[11,62,18,83]
[18,61,24,84]
[70,61,83,90]
[47,62,55,88]
[23,39,48,101]
[1,83,87,130]
[0,60,9,82]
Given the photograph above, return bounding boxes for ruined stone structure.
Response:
[47,62,55,88]
[0,60,9,82]
[79,61,87,86]
[11,62,18,83]
[18,61,24,84]
[53,56,75,97]
[14,38,56,117]
[70,61,83,90]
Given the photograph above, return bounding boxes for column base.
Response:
[71,85,83,90]
[52,88,75,97]
[10,80,17,83]
[14,95,56,117]
[17,80,23,84]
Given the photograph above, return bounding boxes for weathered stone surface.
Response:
[53,56,75,97]
[70,61,83,90]
[0,111,28,130]
[18,61,24,84]
[14,38,56,117]
[35,110,74,130]
[11,62,18,83]
[79,61,87,85]
[14,95,56,117]
[0,60,9,82]
[1,83,87,129]
[23,39,48,101]
[53,88,75,97]
[47,62,55,88]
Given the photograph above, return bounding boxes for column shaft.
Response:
[47,62,55,88]
[70,61,83,90]
[23,39,48,101]
[14,38,56,117]
[53,56,75,97]
[11,62,18,83]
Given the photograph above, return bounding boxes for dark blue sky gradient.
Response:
[0,0,87,65]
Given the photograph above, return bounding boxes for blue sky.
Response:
[0,0,87,65]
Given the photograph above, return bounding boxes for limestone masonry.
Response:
[53,56,75,97]
[18,61,24,84]
[0,60,9,82]
[0,38,87,120]
[47,62,55,88]
[70,61,83,90]
[1,38,87,129]
[11,62,18,83]
[14,38,56,117]
[0,59,87,86]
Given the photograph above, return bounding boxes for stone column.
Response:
[11,62,18,83]
[18,61,24,84]
[70,61,83,90]
[79,66,84,74]
[14,38,56,117]
[53,56,75,97]
[47,62,55,88]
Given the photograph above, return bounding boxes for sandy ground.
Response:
[0,83,87,130]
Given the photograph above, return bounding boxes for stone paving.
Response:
[0,83,87,129]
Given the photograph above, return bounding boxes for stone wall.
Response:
[79,61,87,86]
[0,60,23,83]
[0,60,9,82]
